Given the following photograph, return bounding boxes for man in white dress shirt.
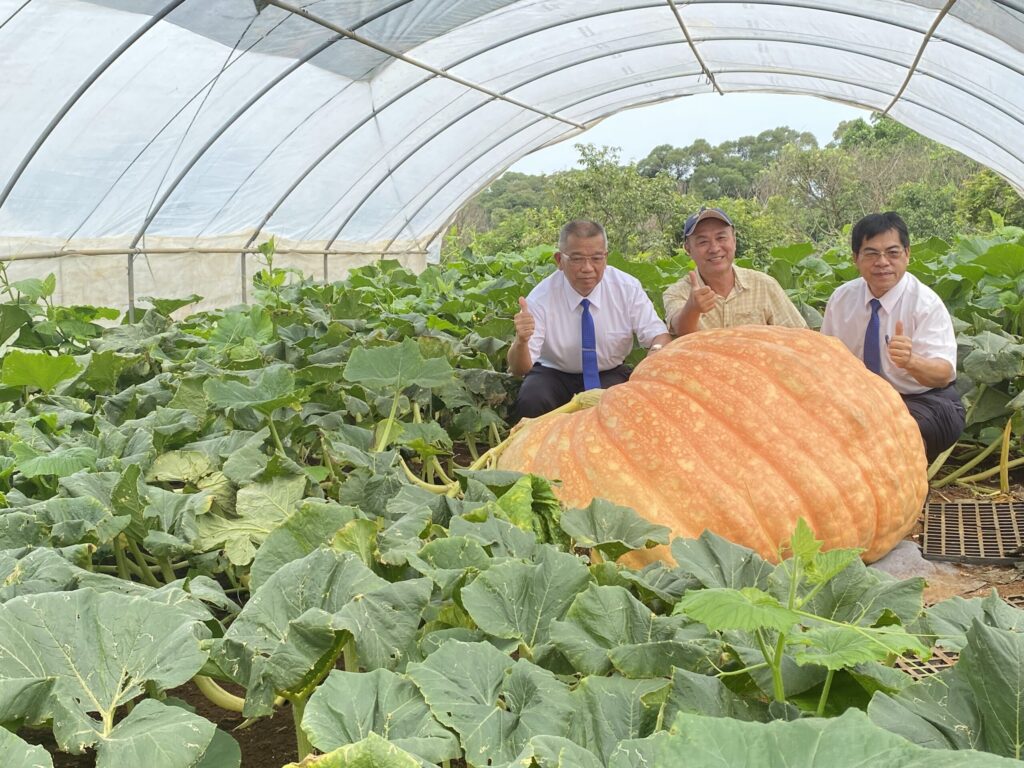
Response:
[507,220,672,421]
[821,211,964,461]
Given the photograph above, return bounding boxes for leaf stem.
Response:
[113,537,131,581]
[266,416,285,455]
[816,669,835,717]
[399,456,457,494]
[125,537,161,587]
[291,695,313,761]
[955,456,1024,485]
[343,639,358,673]
[375,393,402,453]
[932,433,1001,487]
[193,675,245,712]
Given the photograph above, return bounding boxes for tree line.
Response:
[443,115,1024,263]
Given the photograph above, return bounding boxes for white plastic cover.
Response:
[0,0,1022,307]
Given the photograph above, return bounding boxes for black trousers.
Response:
[512,363,631,422]
[901,383,965,462]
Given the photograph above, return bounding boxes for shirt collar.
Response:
[860,272,909,313]
[560,270,605,311]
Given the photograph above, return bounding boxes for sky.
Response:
[508,93,868,175]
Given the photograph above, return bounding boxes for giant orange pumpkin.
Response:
[498,326,926,564]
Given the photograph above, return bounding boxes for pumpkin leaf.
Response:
[0,590,208,755]
[671,530,774,590]
[249,499,359,590]
[924,592,1024,652]
[460,547,591,651]
[560,499,671,561]
[343,339,453,392]
[408,640,574,766]
[93,698,218,768]
[659,709,1016,766]
[958,621,1024,759]
[568,675,666,764]
[203,365,300,415]
[302,669,460,764]
[507,736,603,768]
[281,732,423,768]
[868,669,983,750]
[659,666,771,725]
[1,349,81,393]
[790,625,929,670]
[0,727,54,768]
[549,584,691,676]
[675,587,801,633]
[196,475,306,565]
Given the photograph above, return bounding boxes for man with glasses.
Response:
[663,207,806,336]
[821,211,964,461]
[508,219,671,420]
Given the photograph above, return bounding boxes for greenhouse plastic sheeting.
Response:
[1,0,1022,308]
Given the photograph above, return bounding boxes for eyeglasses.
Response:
[858,246,906,262]
[566,255,607,266]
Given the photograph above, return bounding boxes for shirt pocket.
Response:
[729,309,764,326]
[605,331,635,363]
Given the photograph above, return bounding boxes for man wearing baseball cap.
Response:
[663,206,806,336]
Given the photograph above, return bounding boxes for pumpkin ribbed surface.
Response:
[498,326,927,564]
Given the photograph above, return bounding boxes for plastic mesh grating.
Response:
[1004,594,1024,609]
[921,500,1024,564]
[894,647,959,680]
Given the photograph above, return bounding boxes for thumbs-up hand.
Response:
[514,296,535,343]
[887,320,913,368]
[685,270,718,315]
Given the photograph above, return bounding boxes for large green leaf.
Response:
[203,365,300,415]
[659,666,770,725]
[461,547,591,651]
[661,709,1016,766]
[343,338,453,391]
[671,530,774,590]
[14,444,98,479]
[80,350,141,394]
[505,736,603,768]
[868,668,983,750]
[796,559,925,627]
[94,698,220,768]
[959,621,1024,759]
[0,727,54,768]
[281,732,423,768]
[406,536,493,597]
[549,584,697,676]
[559,499,670,561]
[302,669,459,764]
[973,243,1024,276]
[676,587,801,632]
[568,675,666,764]
[408,640,574,766]
[925,592,1024,651]
[0,548,78,603]
[962,332,1024,386]
[1,349,81,393]
[24,495,128,546]
[0,590,208,755]
[250,499,359,589]
[196,474,306,565]
[213,549,430,716]
[791,625,928,669]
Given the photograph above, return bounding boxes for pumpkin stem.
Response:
[468,389,607,472]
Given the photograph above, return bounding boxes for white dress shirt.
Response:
[820,272,957,394]
[525,266,668,373]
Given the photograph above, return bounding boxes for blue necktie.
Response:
[580,298,601,390]
[864,298,882,374]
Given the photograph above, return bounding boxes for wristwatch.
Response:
[650,344,664,352]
